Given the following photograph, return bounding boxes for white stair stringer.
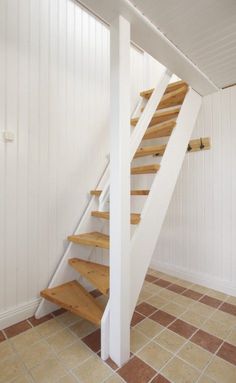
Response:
[129,88,202,317]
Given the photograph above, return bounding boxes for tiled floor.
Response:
[0,269,236,383]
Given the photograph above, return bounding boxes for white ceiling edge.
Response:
[77,0,219,96]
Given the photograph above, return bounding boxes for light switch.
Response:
[3,131,15,142]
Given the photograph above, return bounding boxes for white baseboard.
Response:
[0,298,40,331]
[151,259,236,297]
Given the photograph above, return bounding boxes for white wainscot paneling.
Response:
[152,86,236,296]
[0,0,163,328]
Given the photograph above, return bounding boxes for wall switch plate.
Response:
[1,131,15,142]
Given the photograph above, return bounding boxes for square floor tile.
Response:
[150,310,176,327]
[82,329,101,352]
[151,375,171,383]
[30,356,67,382]
[178,341,212,370]
[167,284,186,294]
[105,374,126,382]
[56,374,78,383]
[201,318,231,339]
[168,319,197,339]
[191,329,223,353]
[130,329,149,353]
[217,342,236,365]
[137,341,172,370]
[28,314,53,327]
[145,275,158,283]
[69,319,97,338]
[200,296,222,309]
[58,340,93,369]
[10,328,41,352]
[136,302,157,317]
[210,309,236,327]
[131,312,145,327]
[161,302,186,317]
[182,289,203,301]
[154,329,186,353]
[161,357,200,383]
[0,331,6,343]
[4,320,31,338]
[0,340,14,361]
[73,355,112,383]
[135,318,164,339]
[180,310,207,328]
[118,356,156,383]
[47,328,76,353]
[35,319,63,338]
[17,340,52,369]
[154,279,171,288]
[0,354,25,383]
[220,302,236,316]
[146,295,168,310]
[226,328,236,346]
[205,356,236,383]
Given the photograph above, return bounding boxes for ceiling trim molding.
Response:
[77,0,219,95]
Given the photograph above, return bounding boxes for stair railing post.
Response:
[109,14,131,366]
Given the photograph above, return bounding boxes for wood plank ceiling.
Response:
[130,0,236,89]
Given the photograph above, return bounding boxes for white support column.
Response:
[109,15,131,366]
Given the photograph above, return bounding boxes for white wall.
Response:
[0,0,160,327]
[152,86,236,296]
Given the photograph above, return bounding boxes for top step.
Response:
[140,80,187,99]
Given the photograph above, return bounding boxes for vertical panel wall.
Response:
[0,0,157,327]
[152,86,236,295]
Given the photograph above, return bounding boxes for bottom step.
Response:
[40,280,104,325]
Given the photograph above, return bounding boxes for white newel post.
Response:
[109,15,131,366]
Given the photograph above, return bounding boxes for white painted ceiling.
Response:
[130,0,236,88]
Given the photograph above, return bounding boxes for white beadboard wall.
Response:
[0,0,160,328]
[152,86,236,296]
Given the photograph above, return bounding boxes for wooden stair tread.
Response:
[135,144,166,158]
[90,190,149,196]
[141,85,188,112]
[131,106,181,127]
[131,164,160,174]
[91,211,141,224]
[140,80,187,99]
[69,259,109,295]
[40,280,104,325]
[68,232,109,249]
[143,119,176,140]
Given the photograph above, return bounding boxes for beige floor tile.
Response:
[172,295,196,308]
[46,328,76,353]
[18,340,53,369]
[191,284,210,294]
[58,340,93,369]
[205,356,236,383]
[56,373,78,383]
[105,374,125,383]
[147,268,162,277]
[138,289,154,303]
[154,329,186,353]
[226,327,236,346]
[12,373,33,383]
[162,302,186,317]
[144,282,162,295]
[10,328,41,352]
[73,355,112,383]
[210,309,236,327]
[180,310,207,328]
[55,311,82,327]
[201,318,231,339]
[190,302,216,317]
[69,320,98,338]
[130,329,149,353]
[0,340,14,361]
[146,295,168,309]
[206,289,228,301]
[137,341,172,370]
[135,318,164,338]
[162,357,200,383]
[158,289,179,301]
[176,279,194,289]
[30,357,67,383]
[198,375,216,383]
[226,296,236,305]
[35,319,64,338]
[178,342,212,370]
[0,354,25,383]
[160,274,179,283]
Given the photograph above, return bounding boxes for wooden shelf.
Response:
[69,258,109,295]
[68,232,109,249]
[40,280,104,325]
[91,211,141,224]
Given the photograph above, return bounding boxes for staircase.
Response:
[36,77,210,362]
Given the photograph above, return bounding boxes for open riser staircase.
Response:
[35,73,210,364]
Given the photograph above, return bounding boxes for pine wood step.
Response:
[90,190,149,196]
[91,211,141,224]
[131,106,181,127]
[143,120,176,140]
[131,164,160,174]
[69,259,109,295]
[68,232,109,249]
[140,80,187,99]
[141,85,188,112]
[135,144,166,158]
[40,280,104,325]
